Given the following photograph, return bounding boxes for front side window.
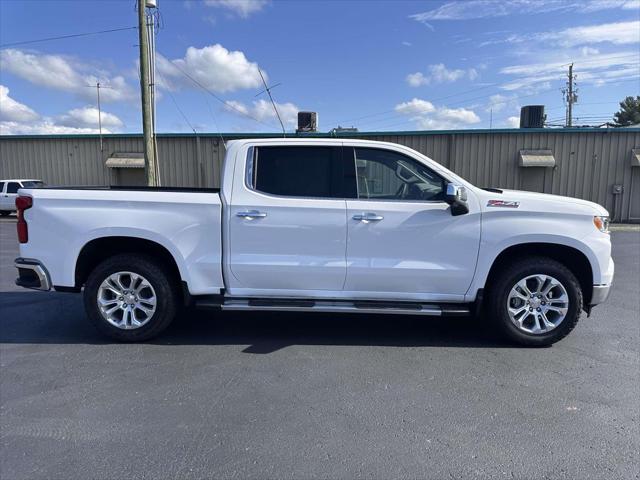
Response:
[6,182,20,194]
[352,148,446,201]
[0,182,5,193]
[251,146,345,198]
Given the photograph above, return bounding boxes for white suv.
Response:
[0,179,45,215]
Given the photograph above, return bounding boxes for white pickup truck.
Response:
[14,138,614,345]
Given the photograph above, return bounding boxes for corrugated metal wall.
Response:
[1,129,639,222]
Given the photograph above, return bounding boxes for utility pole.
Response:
[96,82,103,151]
[563,63,577,127]
[138,0,158,186]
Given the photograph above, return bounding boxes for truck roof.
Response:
[225,137,397,147]
[1,179,42,182]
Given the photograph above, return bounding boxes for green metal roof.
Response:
[1,126,638,140]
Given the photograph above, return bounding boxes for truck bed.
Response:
[18,186,224,295]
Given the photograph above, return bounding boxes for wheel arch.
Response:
[484,242,594,306]
[74,236,187,302]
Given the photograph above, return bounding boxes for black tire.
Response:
[488,256,583,346]
[83,254,178,341]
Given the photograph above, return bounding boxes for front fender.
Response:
[466,233,602,301]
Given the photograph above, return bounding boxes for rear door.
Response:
[226,144,352,295]
[343,147,481,301]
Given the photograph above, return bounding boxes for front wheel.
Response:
[488,257,583,346]
[83,254,178,341]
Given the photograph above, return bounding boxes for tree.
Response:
[612,96,640,126]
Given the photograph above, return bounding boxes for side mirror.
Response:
[445,183,469,216]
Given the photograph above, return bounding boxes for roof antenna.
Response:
[257,69,286,137]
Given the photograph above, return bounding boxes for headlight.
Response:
[593,216,610,233]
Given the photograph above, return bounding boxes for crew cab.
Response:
[14,139,614,345]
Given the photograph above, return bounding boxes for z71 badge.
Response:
[487,199,520,208]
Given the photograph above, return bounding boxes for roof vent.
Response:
[297,112,318,133]
[520,106,545,128]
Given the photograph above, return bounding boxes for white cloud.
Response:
[158,44,264,93]
[499,51,639,90]
[581,46,600,56]
[225,99,299,128]
[406,64,478,87]
[0,121,107,135]
[485,93,519,113]
[203,0,269,18]
[395,98,436,115]
[395,98,480,130]
[0,102,122,135]
[539,21,640,47]
[56,106,123,129]
[406,72,428,87]
[410,0,639,22]
[402,41,412,47]
[223,100,250,116]
[484,21,640,48]
[0,85,39,122]
[0,49,137,102]
[506,116,520,128]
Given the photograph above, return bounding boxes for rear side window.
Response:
[252,146,347,198]
[0,182,4,193]
[21,181,45,188]
[6,182,20,194]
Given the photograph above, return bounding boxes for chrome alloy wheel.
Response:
[97,271,157,330]
[507,274,569,334]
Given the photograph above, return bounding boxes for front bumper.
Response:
[590,284,611,306]
[590,257,614,306]
[15,257,51,291]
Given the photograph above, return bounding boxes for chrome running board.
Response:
[214,298,470,317]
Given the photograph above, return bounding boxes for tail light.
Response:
[16,195,33,243]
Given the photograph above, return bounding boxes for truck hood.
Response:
[481,188,609,216]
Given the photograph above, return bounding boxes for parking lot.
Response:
[1,216,638,479]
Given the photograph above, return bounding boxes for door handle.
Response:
[237,210,267,219]
[353,212,384,223]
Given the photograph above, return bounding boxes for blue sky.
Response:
[1,0,639,134]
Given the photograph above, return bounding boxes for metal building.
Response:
[1,127,639,222]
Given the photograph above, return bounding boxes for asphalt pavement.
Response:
[1,216,638,480]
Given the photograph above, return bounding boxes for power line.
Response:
[166,89,197,134]
[0,26,137,48]
[156,49,278,129]
[335,83,500,125]
[359,89,544,130]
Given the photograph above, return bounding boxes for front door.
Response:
[343,147,481,301]
[227,145,350,295]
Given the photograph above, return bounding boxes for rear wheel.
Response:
[488,257,583,346]
[83,254,178,341]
